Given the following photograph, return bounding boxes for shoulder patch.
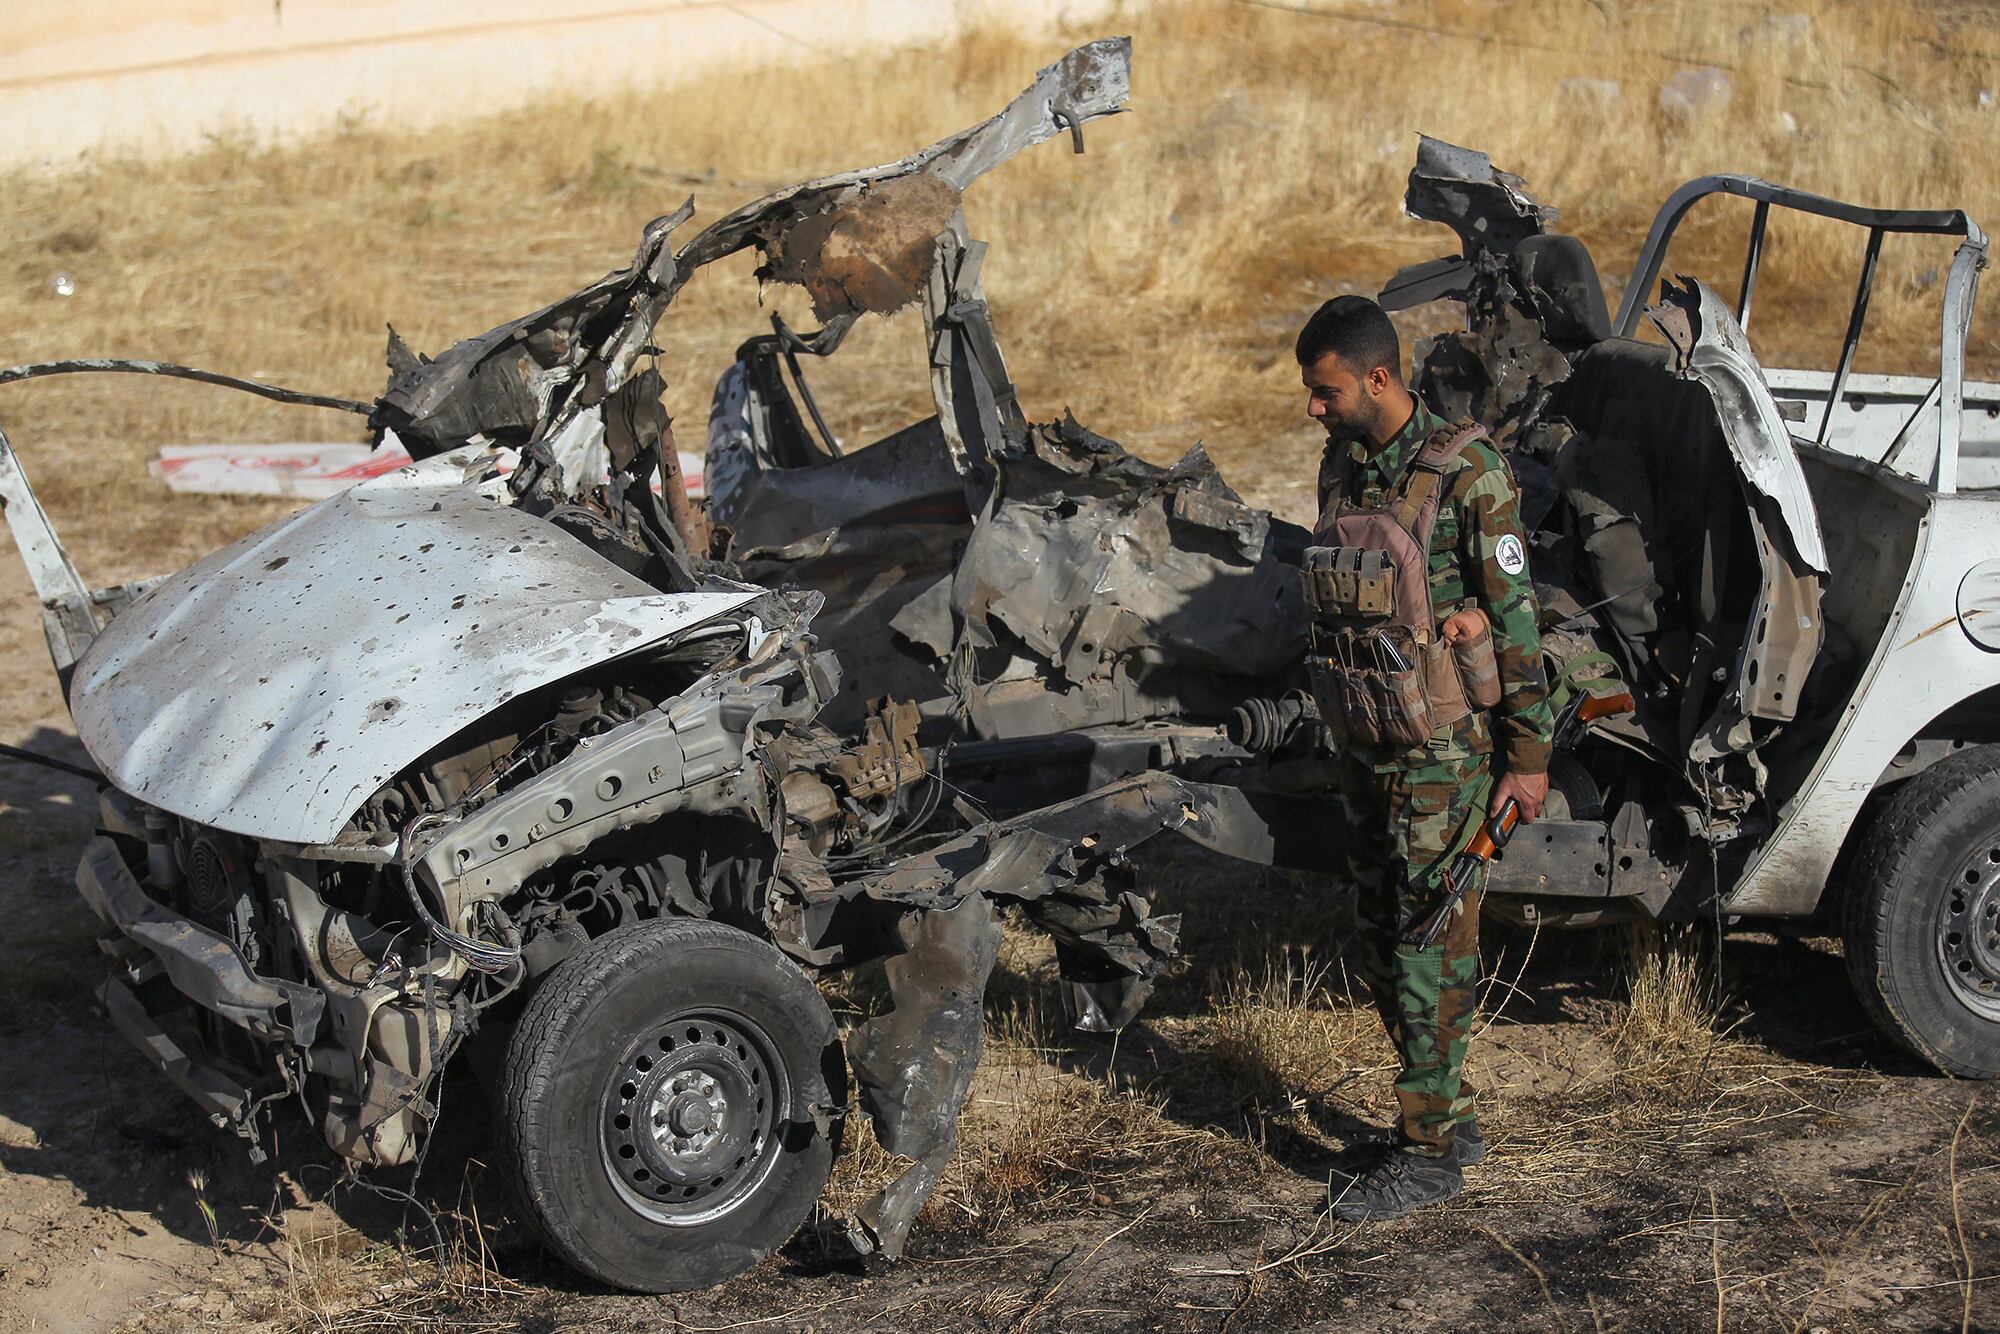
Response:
[1495,533,1527,575]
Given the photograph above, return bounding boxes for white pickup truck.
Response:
[1374,146,2000,1079]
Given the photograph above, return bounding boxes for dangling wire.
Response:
[0,358,374,415]
[396,813,522,975]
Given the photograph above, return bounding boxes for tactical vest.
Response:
[1302,419,1504,749]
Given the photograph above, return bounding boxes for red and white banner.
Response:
[152,443,705,501]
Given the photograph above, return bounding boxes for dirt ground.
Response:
[0,546,1994,1334]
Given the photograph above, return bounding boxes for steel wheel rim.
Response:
[599,1007,788,1226]
[1937,844,2000,1022]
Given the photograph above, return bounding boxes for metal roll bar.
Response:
[1614,175,1988,494]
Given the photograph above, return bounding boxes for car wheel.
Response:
[1845,746,2000,1078]
[498,916,845,1291]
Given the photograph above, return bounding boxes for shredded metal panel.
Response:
[71,452,759,843]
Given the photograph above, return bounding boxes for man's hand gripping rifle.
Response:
[1404,686,1634,950]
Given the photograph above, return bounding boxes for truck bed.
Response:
[1765,367,2000,489]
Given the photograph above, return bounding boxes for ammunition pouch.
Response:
[1307,621,1483,749]
[1302,546,1395,620]
[1307,625,1435,749]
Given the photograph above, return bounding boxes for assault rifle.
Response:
[1406,688,1635,948]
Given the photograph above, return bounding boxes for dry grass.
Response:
[1143,914,1843,1205]
[1476,924,1855,1217]
[1609,923,1728,1084]
[1668,1089,1995,1330]
[3,0,1998,583]
[1180,948,1383,1121]
[131,1193,533,1334]
[248,1215,527,1333]
[817,926,1234,1237]
[824,976,1245,1245]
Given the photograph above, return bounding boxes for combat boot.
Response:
[1451,1117,1486,1166]
[1328,1148,1463,1222]
[1335,1117,1485,1171]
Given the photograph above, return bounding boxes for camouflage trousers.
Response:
[1337,750,1492,1156]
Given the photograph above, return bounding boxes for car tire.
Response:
[1844,746,2000,1079]
[497,916,845,1292]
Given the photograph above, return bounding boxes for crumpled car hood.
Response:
[72,451,760,844]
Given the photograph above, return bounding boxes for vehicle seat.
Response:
[1548,337,1748,695]
[1511,234,1612,351]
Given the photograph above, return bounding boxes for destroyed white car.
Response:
[0,42,1207,1292]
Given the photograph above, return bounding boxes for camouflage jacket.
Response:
[1315,398,1554,776]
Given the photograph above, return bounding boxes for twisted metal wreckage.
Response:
[9,31,1995,1294]
[0,40,1333,1286]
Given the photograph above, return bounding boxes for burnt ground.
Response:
[0,566,1994,1332]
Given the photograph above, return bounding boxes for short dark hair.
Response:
[1295,295,1400,376]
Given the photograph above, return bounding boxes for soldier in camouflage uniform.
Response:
[1294,296,1554,1221]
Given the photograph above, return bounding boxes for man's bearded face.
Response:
[1302,351,1387,441]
